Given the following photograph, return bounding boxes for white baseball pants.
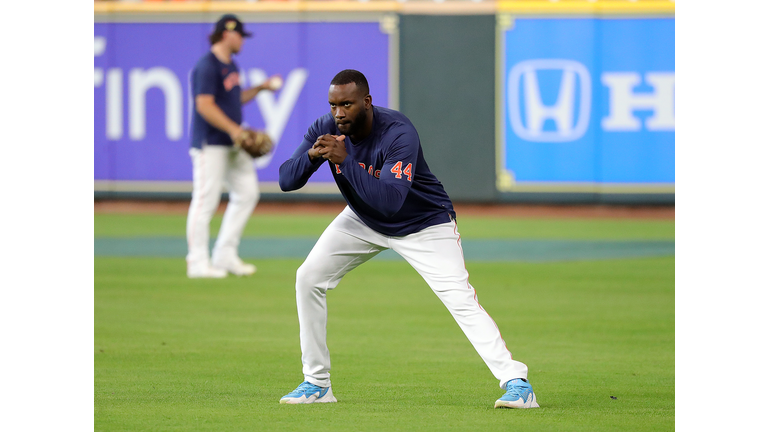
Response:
[296,206,529,389]
[186,145,260,268]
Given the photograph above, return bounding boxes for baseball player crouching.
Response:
[277,70,539,408]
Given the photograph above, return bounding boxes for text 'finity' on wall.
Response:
[94,36,308,145]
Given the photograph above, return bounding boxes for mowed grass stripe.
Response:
[94,237,674,261]
[94,213,675,240]
[95,256,673,431]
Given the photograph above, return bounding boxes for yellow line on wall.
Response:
[497,1,674,15]
[95,1,674,16]
[94,1,403,14]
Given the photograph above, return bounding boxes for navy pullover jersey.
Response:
[279,106,456,236]
[190,52,242,149]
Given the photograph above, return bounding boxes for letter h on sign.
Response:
[601,72,675,131]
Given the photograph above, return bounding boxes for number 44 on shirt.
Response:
[390,161,413,182]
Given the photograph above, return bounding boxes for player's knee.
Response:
[242,189,259,209]
[235,184,259,206]
[251,188,260,206]
[435,289,482,316]
[295,261,329,293]
[188,198,219,220]
[295,263,314,291]
[246,181,260,202]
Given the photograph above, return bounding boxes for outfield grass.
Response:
[94,214,674,431]
[94,213,675,240]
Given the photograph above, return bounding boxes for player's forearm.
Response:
[196,101,241,137]
[240,85,264,104]
[338,158,408,217]
[279,141,324,191]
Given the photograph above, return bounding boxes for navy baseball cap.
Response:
[214,14,252,38]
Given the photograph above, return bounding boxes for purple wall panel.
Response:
[94,21,390,185]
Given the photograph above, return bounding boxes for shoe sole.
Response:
[187,273,227,279]
[212,264,257,276]
[494,393,539,409]
[227,269,257,276]
[280,388,337,404]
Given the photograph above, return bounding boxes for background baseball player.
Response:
[187,14,278,278]
[277,70,539,408]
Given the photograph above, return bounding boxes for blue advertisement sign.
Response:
[501,18,674,188]
[94,21,391,188]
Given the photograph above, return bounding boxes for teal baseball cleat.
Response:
[494,378,539,409]
[280,381,337,404]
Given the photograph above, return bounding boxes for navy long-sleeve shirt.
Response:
[279,106,455,236]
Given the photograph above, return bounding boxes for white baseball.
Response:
[268,76,283,91]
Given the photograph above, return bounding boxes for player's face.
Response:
[328,83,369,136]
[224,31,244,54]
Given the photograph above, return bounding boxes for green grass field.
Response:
[94,212,674,431]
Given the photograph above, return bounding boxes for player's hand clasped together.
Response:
[310,134,347,164]
[276,70,539,408]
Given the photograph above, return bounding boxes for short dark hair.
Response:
[330,69,370,96]
[209,31,224,45]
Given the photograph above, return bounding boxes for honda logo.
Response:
[508,59,591,142]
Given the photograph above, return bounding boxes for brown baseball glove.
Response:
[234,129,274,158]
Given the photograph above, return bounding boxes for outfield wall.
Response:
[94,1,675,204]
